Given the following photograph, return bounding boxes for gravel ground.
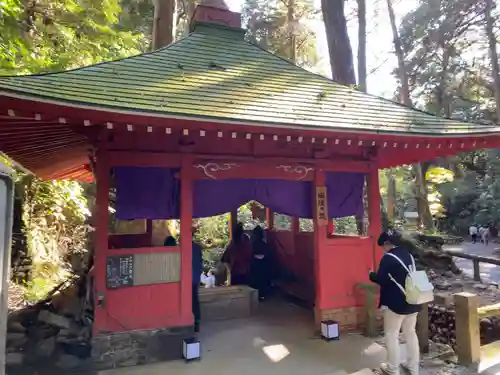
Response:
[372,336,479,375]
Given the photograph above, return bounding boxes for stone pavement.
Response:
[444,242,500,285]
[99,299,387,375]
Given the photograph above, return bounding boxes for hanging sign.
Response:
[315,186,329,225]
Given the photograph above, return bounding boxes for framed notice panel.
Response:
[106,255,134,289]
[105,251,181,290]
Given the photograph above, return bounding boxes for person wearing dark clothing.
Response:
[192,236,203,333]
[163,236,177,246]
[221,222,252,285]
[249,226,273,300]
[369,231,421,375]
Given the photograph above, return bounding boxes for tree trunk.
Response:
[152,0,177,50]
[321,0,356,85]
[357,0,367,92]
[386,0,410,105]
[485,0,500,122]
[287,0,297,63]
[386,0,433,231]
[183,0,197,36]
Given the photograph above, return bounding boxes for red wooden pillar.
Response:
[228,209,238,239]
[367,162,382,268]
[266,208,274,229]
[291,216,300,233]
[93,149,110,334]
[312,170,328,325]
[179,157,194,325]
[327,218,335,235]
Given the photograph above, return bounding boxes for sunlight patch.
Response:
[262,344,290,363]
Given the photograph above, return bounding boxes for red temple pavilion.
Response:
[1,2,500,371]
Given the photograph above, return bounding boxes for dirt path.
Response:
[444,241,500,285]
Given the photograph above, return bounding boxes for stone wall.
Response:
[315,306,383,333]
[92,326,192,370]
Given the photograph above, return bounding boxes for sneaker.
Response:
[400,362,418,375]
[380,363,399,375]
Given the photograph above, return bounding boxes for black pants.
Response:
[472,234,477,244]
[192,283,200,330]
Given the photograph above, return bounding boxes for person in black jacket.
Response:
[370,231,421,375]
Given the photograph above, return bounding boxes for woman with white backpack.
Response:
[369,230,434,375]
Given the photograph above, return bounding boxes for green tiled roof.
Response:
[0,22,498,136]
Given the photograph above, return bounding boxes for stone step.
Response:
[348,369,375,375]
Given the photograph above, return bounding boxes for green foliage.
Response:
[334,216,358,235]
[194,213,230,248]
[23,277,54,303]
[382,0,500,234]
[242,0,319,67]
[22,176,90,255]
[0,0,148,75]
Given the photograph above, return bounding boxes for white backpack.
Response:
[386,253,434,305]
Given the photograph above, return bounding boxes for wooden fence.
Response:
[454,292,500,364]
[444,250,500,282]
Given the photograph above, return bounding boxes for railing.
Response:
[356,283,379,337]
[454,292,500,364]
[444,250,500,282]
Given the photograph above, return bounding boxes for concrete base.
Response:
[92,326,193,370]
[199,285,258,321]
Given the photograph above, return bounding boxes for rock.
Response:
[7,320,26,333]
[6,352,24,365]
[12,308,39,328]
[473,283,489,290]
[451,280,464,289]
[435,281,452,291]
[26,324,59,340]
[60,342,92,358]
[7,332,27,347]
[36,336,56,358]
[426,358,446,367]
[38,310,71,329]
[444,355,459,364]
[56,354,83,370]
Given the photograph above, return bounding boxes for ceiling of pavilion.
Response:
[1,22,499,137]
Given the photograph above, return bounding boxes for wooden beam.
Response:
[179,156,194,326]
[266,208,274,229]
[367,163,382,268]
[93,148,110,335]
[313,169,327,326]
[107,151,182,168]
[106,150,370,172]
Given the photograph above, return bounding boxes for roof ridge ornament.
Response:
[191,0,242,30]
[200,0,229,10]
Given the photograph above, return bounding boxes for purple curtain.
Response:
[193,179,312,218]
[326,172,365,218]
[115,167,364,220]
[114,166,180,220]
